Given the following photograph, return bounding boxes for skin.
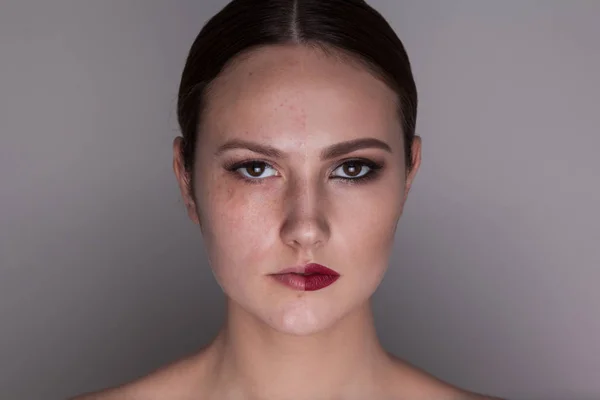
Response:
[72,45,503,400]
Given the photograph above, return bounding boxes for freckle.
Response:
[297,110,307,129]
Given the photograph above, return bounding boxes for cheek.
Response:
[331,181,404,283]
[198,178,281,273]
[340,181,403,244]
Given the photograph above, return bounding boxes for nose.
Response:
[280,179,330,252]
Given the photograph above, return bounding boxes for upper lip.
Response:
[273,263,340,276]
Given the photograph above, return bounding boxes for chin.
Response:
[265,297,351,336]
[277,301,328,336]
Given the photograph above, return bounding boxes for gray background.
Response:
[1,1,599,399]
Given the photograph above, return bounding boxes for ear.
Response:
[403,135,422,202]
[172,137,201,225]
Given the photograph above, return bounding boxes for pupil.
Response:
[248,163,264,177]
[344,163,360,177]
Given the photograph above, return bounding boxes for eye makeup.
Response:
[222,157,385,185]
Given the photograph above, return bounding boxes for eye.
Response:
[225,158,383,185]
[233,161,278,180]
[331,160,378,180]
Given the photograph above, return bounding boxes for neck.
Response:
[208,298,392,400]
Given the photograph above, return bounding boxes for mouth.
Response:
[270,263,340,291]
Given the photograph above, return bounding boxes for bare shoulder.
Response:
[452,393,506,400]
[386,356,505,400]
[458,392,507,400]
[69,351,211,400]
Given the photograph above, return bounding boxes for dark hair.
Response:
[177,0,417,192]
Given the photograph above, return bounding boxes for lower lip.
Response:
[273,274,340,292]
[272,273,340,291]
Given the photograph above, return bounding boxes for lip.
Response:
[271,263,340,291]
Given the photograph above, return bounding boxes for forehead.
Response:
[200,45,402,152]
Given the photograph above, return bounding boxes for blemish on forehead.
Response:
[271,97,307,130]
[297,109,307,130]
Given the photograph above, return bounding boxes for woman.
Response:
[75,0,504,399]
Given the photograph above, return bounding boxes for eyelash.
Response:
[224,158,384,185]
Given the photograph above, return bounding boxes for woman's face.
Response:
[174,45,420,336]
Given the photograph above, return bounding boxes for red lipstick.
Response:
[271,263,340,291]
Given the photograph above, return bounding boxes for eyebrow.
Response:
[215,137,392,160]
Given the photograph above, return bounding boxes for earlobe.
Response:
[187,202,201,226]
[173,136,201,226]
[181,175,201,226]
[403,135,422,200]
[181,178,201,226]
